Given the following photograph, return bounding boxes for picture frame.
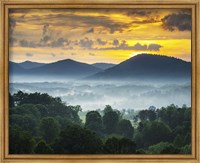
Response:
[0,0,199,162]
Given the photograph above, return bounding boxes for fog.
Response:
[9,77,191,111]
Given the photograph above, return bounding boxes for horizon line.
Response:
[11,53,191,64]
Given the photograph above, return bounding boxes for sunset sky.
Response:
[9,8,192,64]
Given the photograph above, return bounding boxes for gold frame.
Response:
[0,0,199,162]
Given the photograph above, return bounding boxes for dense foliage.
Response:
[9,91,191,154]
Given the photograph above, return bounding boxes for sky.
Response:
[9,8,192,64]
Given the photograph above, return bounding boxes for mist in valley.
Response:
[9,76,191,111]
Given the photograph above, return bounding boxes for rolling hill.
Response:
[92,63,116,70]
[87,54,191,81]
[9,61,27,74]
[26,59,102,78]
[19,61,46,69]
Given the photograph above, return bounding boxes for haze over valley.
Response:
[9,54,191,111]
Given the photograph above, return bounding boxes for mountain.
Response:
[27,59,102,78]
[19,61,46,69]
[9,61,27,74]
[92,63,116,70]
[88,54,191,81]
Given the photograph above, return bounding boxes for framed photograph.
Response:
[0,0,199,162]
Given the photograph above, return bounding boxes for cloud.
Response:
[9,17,16,35]
[118,40,128,48]
[19,39,36,48]
[89,53,96,56]
[79,37,94,49]
[9,17,17,46]
[161,13,191,31]
[50,53,56,57]
[96,38,107,45]
[19,39,29,47]
[51,38,69,47]
[132,43,162,51]
[98,42,162,51]
[40,24,51,45]
[132,42,147,50]
[148,44,162,51]
[71,53,76,55]
[43,23,49,35]
[113,39,119,46]
[11,11,130,34]
[26,53,33,57]
[85,27,94,34]
[127,10,153,17]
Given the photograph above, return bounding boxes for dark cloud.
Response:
[19,39,29,47]
[40,24,52,45]
[119,40,128,48]
[26,53,33,57]
[9,17,16,46]
[40,35,51,44]
[9,17,16,35]
[51,38,70,47]
[113,39,119,46]
[148,44,162,51]
[79,37,94,49]
[132,18,159,24]
[161,13,191,31]
[12,12,130,34]
[96,38,107,45]
[132,43,147,50]
[19,39,36,48]
[98,42,162,51]
[43,23,49,35]
[127,10,153,17]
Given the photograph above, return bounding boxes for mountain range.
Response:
[88,54,191,80]
[92,63,116,70]
[19,61,46,69]
[9,54,191,81]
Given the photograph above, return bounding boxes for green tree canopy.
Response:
[104,137,136,154]
[117,119,134,139]
[39,117,60,143]
[85,111,103,135]
[53,125,103,154]
[9,126,35,154]
[34,140,53,154]
[103,106,119,134]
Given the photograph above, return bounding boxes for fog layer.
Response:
[9,78,191,111]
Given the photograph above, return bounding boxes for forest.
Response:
[9,91,191,154]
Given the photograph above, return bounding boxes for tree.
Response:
[10,114,38,135]
[117,119,134,139]
[34,140,53,154]
[11,104,41,120]
[138,110,148,121]
[53,125,103,154]
[147,110,156,121]
[103,106,119,134]
[140,121,171,147]
[39,117,60,143]
[36,104,48,117]
[180,144,191,154]
[9,126,35,154]
[104,137,136,154]
[173,134,184,148]
[9,93,15,108]
[85,111,103,135]
[148,142,180,154]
